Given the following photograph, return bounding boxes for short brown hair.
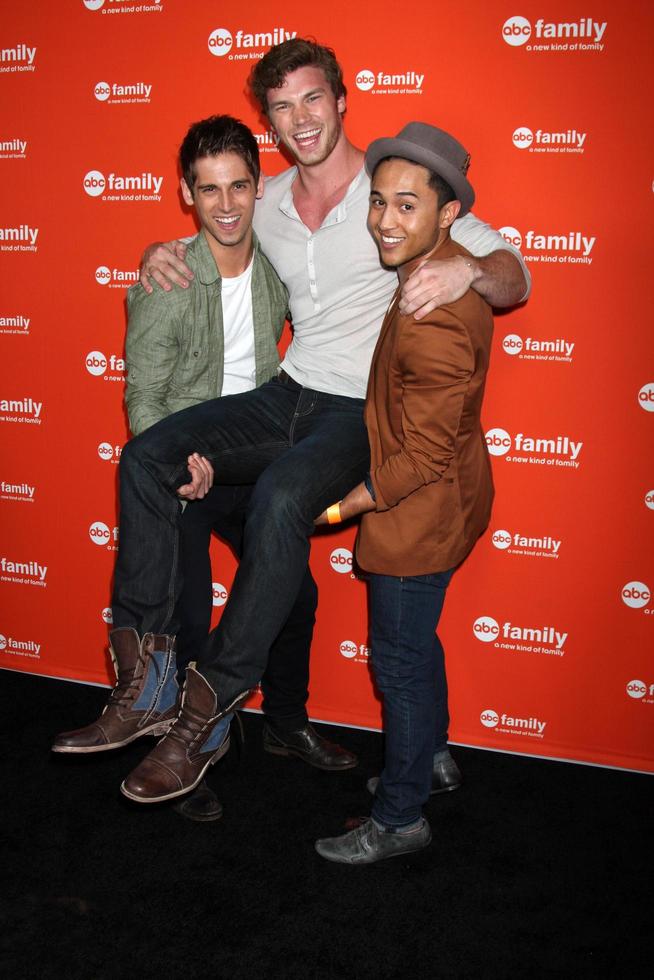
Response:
[249,37,346,114]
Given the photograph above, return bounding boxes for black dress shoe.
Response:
[171,780,223,822]
[367,752,463,797]
[263,721,358,771]
[316,817,431,864]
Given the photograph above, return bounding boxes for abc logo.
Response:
[208,28,233,57]
[94,82,110,102]
[637,382,654,413]
[339,640,357,659]
[97,442,113,460]
[95,266,111,285]
[83,170,106,197]
[621,581,651,609]
[101,607,113,624]
[83,0,105,11]
[85,350,107,376]
[480,709,499,728]
[502,16,532,46]
[473,616,500,642]
[502,333,523,355]
[485,427,512,457]
[492,530,512,550]
[512,126,534,149]
[626,679,647,699]
[645,490,654,511]
[89,521,110,546]
[499,226,523,249]
[330,547,353,574]
[355,70,375,92]
[212,582,228,607]
[0,634,7,651]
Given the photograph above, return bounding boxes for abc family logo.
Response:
[97,442,122,463]
[88,521,119,548]
[339,639,370,662]
[638,382,654,413]
[355,68,425,94]
[94,81,152,104]
[502,333,574,362]
[512,126,586,153]
[208,27,297,59]
[626,680,654,701]
[501,15,607,50]
[212,582,229,607]
[83,170,163,200]
[95,265,138,288]
[85,350,125,379]
[330,547,353,575]
[83,0,163,12]
[621,581,650,610]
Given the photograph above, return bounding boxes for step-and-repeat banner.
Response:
[1,1,652,772]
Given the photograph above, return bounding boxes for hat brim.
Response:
[365,136,475,216]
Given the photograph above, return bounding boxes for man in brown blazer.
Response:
[314,123,494,864]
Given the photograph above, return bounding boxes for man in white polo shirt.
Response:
[56,39,529,809]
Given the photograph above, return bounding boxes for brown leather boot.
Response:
[120,666,245,804]
[52,628,179,753]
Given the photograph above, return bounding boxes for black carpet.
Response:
[1,669,651,979]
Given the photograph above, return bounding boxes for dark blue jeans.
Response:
[369,569,454,829]
[176,484,318,730]
[112,377,370,710]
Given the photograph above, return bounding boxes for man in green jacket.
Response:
[53,115,357,818]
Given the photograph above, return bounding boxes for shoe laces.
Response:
[107,648,148,708]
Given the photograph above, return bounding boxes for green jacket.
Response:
[125,232,288,435]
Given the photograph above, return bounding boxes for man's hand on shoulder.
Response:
[399,255,475,321]
[140,240,194,294]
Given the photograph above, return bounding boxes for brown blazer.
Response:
[356,236,494,576]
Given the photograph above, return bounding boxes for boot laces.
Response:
[107,648,149,708]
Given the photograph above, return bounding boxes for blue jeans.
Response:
[112,376,370,710]
[369,569,454,829]
[176,484,318,730]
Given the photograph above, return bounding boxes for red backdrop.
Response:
[1,0,652,773]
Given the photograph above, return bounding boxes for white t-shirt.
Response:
[253,166,530,399]
[220,256,257,395]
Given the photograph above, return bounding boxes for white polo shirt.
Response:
[251,165,528,400]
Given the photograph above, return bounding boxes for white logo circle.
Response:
[89,521,111,546]
[637,382,654,412]
[85,350,107,376]
[498,225,523,250]
[339,640,358,659]
[208,28,233,57]
[644,490,654,511]
[491,530,512,550]
[212,582,228,607]
[83,170,105,197]
[473,616,500,643]
[94,81,111,102]
[485,427,512,456]
[502,16,532,46]
[621,581,651,609]
[0,634,7,650]
[95,265,111,285]
[330,547,353,574]
[502,334,523,355]
[101,607,113,624]
[480,709,499,728]
[626,679,647,699]
[512,126,533,149]
[355,69,375,92]
[97,442,114,460]
[83,0,105,10]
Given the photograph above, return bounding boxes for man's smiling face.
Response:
[266,65,346,167]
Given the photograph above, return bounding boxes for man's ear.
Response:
[256,173,264,200]
[337,94,346,116]
[439,200,461,229]
[180,177,195,207]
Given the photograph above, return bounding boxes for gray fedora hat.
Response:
[365,121,475,216]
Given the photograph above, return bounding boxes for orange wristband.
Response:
[326,502,342,525]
